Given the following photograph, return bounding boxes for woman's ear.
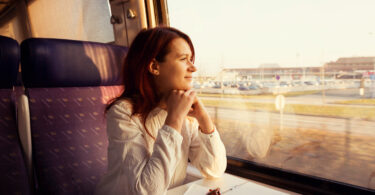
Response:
[148,59,160,76]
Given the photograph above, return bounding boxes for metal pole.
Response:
[373,61,375,98]
[321,66,326,104]
[214,106,218,127]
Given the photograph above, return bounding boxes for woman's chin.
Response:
[184,85,193,90]
[175,84,192,91]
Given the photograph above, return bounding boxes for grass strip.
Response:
[202,99,375,121]
[333,99,375,106]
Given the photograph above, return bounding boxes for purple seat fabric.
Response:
[27,86,122,194]
[21,38,127,194]
[0,36,30,194]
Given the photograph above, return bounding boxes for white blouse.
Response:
[95,100,227,195]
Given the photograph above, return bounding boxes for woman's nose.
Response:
[188,61,197,72]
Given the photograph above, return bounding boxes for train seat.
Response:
[20,38,127,194]
[0,35,30,194]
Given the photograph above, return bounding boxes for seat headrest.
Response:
[21,38,128,88]
[0,36,19,89]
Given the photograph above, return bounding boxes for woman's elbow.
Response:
[201,157,227,178]
[135,174,168,195]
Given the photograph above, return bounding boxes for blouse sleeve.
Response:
[95,102,183,195]
[188,120,227,178]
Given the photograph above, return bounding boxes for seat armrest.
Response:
[17,94,33,188]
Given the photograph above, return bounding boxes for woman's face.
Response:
[154,38,197,95]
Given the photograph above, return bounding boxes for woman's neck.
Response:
[157,98,168,110]
[156,91,168,110]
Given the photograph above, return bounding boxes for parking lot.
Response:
[194,79,375,97]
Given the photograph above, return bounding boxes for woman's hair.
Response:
[107,26,195,140]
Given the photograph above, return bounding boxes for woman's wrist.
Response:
[199,125,215,134]
[197,115,214,134]
[165,114,183,133]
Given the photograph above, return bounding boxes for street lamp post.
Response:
[369,32,375,98]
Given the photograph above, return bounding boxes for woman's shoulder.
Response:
[106,99,144,140]
[107,99,134,117]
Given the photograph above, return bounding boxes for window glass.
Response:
[168,0,375,190]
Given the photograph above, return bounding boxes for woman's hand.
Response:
[188,96,214,134]
[165,89,196,133]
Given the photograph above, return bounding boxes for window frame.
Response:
[151,0,169,26]
[227,156,374,194]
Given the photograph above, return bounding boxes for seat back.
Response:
[0,35,30,194]
[21,38,127,194]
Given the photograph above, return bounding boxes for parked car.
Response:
[248,85,259,90]
[238,85,248,91]
[279,81,290,87]
[212,85,221,88]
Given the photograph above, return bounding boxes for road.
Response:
[206,107,375,136]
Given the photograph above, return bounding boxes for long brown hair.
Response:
[107,27,195,140]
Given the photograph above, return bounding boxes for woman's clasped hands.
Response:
[165,89,214,134]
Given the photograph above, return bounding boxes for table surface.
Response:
[167,173,298,195]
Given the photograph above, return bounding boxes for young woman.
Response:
[95,27,227,195]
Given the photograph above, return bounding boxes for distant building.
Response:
[323,57,375,79]
[218,57,375,81]
[324,57,375,72]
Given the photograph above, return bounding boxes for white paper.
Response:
[184,183,211,195]
[224,182,289,195]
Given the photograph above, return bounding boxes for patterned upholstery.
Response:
[0,36,30,194]
[28,86,122,194]
[21,38,127,194]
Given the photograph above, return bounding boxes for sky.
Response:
[167,0,375,75]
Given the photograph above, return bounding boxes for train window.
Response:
[168,0,375,191]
